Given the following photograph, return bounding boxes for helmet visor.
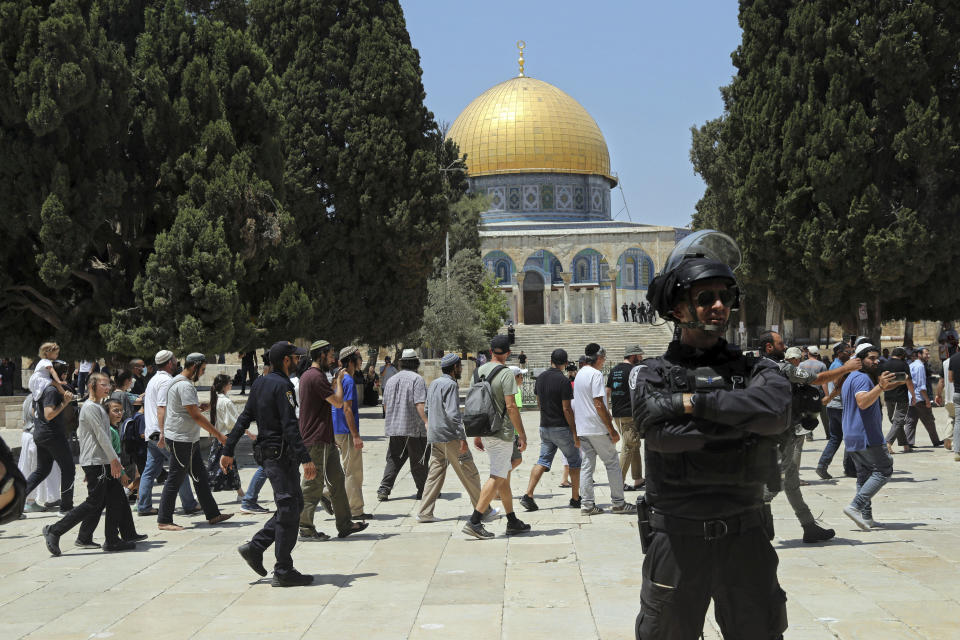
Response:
[662,230,741,275]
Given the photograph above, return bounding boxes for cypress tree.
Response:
[692,0,960,336]
[249,0,449,346]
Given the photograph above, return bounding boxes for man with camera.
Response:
[221,341,317,587]
[759,334,859,543]
[136,350,198,517]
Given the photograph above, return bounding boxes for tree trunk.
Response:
[903,321,914,348]
[764,287,782,331]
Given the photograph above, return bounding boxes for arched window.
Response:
[576,259,589,282]
[624,258,635,286]
[495,261,509,283]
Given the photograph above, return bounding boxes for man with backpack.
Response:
[461,335,530,539]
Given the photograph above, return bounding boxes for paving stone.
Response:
[4,406,960,638]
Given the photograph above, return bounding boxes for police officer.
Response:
[629,230,792,639]
[220,341,317,587]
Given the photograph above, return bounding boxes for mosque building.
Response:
[446,43,687,325]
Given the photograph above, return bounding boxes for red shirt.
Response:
[298,367,334,447]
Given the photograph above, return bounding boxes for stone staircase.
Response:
[506,321,674,369]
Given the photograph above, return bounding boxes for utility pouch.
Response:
[761,503,775,541]
[253,443,282,465]
[637,495,654,553]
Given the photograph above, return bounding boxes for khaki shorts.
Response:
[482,436,514,479]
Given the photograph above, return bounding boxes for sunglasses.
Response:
[695,289,736,308]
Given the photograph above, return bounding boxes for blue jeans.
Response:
[137,438,197,514]
[849,444,893,517]
[241,467,267,508]
[817,407,844,469]
[536,426,582,470]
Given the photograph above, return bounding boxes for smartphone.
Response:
[893,372,908,382]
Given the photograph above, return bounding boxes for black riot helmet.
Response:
[646,229,741,333]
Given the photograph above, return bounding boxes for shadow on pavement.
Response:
[309,571,378,587]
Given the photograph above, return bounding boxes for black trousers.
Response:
[50,465,135,544]
[636,526,787,640]
[379,435,430,496]
[250,457,303,576]
[158,440,220,524]
[26,432,75,510]
[240,364,258,393]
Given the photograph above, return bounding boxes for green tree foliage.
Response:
[0,0,137,356]
[249,0,449,347]
[691,0,960,336]
[1,0,446,358]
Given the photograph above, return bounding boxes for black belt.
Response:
[648,508,764,540]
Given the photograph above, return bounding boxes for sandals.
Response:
[559,482,572,488]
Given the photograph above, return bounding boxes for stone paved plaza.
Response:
[3,406,960,639]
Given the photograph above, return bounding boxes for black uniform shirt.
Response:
[630,339,791,518]
[224,370,310,464]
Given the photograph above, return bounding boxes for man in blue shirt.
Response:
[328,347,368,519]
[841,343,900,530]
[904,348,943,448]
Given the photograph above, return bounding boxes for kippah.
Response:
[440,353,460,368]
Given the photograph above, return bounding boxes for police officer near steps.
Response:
[220,341,317,587]
[629,230,792,639]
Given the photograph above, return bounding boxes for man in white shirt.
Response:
[136,350,198,516]
[573,343,636,515]
[157,353,232,531]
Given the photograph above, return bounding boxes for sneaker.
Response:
[611,503,637,514]
[481,506,503,523]
[416,514,438,523]
[865,518,884,529]
[123,533,149,543]
[569,498,581,509]
[43,500,62,512]
[102,540,137,552]
[581,505,604,516]
[43,525,62,556]
[271,569,314,587]
[137,508,159,517]
[318,495,334,515]
[954,453,960,462]
[842,506,871,531]
[74,539,101,549]
[519,494,538,512]
[238,542,267,577]
[462,521,494,539]
[23,502,45,513]
[802,522,836,543]
[815,467,832,480]
[240,504,271,514]
[299,530,331,541]
[505,517,531,535]
[376,489,389,502]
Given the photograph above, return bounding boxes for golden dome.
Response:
[447,76,616,184]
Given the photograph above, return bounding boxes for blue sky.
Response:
[400,0,743,228]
